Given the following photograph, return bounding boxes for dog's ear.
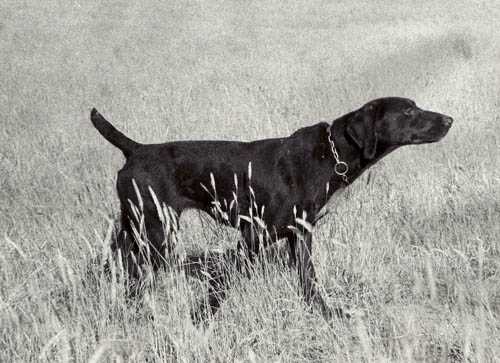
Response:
[346,105,378,159]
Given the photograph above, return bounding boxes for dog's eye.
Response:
[403,108,413,116]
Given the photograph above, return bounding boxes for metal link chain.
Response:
[326,126,349,184]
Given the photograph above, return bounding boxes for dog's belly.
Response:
[200,190,294,231]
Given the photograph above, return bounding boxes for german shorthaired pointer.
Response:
[91,97,452,320]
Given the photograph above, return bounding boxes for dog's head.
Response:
[346,97,453,159]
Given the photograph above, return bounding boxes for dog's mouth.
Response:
[407,114,453,144]
[430,115,453,141]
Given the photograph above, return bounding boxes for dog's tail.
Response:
[90,108,140,158]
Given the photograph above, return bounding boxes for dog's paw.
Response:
[190,304,211,327]
[319,303,353,321]
[331,306,352,320]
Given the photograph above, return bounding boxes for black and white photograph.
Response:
[1,0,499,361]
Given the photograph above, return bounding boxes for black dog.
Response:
[91,97,452,319]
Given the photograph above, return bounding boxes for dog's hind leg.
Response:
[190,225,261,324]
[188,249,241,324]
[140,195,183,270]
[115,173,182,277]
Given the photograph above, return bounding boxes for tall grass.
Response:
[1,0,499,361]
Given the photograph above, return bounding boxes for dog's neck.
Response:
[328,113,397,186]
[328,113,363,183]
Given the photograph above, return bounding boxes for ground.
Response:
[0,0,499,361]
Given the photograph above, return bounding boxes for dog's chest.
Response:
[315,185,347,222]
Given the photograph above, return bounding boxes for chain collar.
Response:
[326,125,349,184]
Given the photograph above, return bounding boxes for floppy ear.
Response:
[346,106,378,159]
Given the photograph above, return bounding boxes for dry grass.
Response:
[1,0,499,361]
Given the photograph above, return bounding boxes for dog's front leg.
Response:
[294,232,350,319]
[295,233,326,308]
[294,233,347,319]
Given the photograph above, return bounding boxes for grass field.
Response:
[1,0,499,361]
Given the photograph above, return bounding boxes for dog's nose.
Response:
[442,116,453,127]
